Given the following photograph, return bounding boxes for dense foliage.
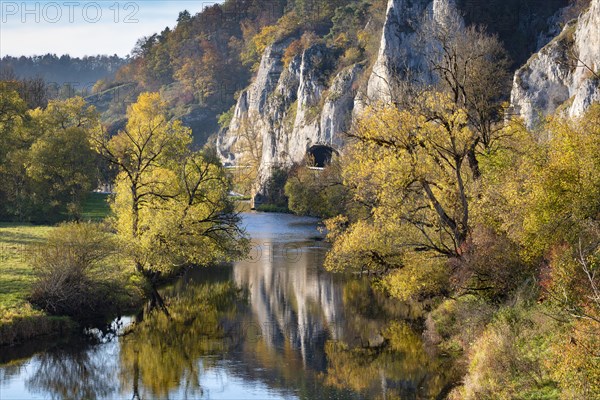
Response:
[1,0,597,396]
[281,5,599,396]
[0,83,99,222]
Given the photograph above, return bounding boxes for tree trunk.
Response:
[149,283,170,318]
[467,143,481,180]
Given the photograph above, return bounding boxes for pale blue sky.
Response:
[0,1,224,57]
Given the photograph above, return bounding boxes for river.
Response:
[0,212,452,399]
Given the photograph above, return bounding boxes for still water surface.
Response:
[0,212,451,399]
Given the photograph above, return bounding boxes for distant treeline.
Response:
[0,54,128,86]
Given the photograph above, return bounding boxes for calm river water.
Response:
[0,212,452,399]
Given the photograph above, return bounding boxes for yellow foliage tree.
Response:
[91,92,248,310]
[325,92,478,299]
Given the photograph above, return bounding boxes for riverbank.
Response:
[0,223,76,345]
[1,212,455,399]
[0,193,128,346]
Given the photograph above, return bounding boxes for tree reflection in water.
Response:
[323,322,450,399]
[118,281,244,399]
[320,280,455,399]
[1,281,243,400]
[2,215,457,400]
[26,343,118,400]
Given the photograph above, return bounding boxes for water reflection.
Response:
[0,212,453,400]
[118,282,242,399]
[27,344,119,400]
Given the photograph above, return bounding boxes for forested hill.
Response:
[90,0,386,142]
[0,54,127,86]
[97,0,576,143]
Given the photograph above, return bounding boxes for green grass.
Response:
[81,192,111,221]
[1,193,110,316]
[0,223,54,316]
[0,224,64,345]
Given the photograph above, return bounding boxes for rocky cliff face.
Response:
[218,40,362,193]
[364,0,430,104]
[364,0,460,105]
[218,0,599,197]
[218,0,439,197]
[511,0,600,128]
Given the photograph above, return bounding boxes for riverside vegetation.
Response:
[0,84,248,345]
[281,10,600,400]
[1,0,599,398]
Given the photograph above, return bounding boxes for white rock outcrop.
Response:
[511,0,600,128]
[217,41,362,196]
[218,0,597,197]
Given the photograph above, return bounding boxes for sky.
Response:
[0,1,223,57]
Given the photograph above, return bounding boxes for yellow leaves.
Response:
[242,23,282,71]
[125,92,167,132]
[523,105,600,256]
[474,104,600,262]
[382,253,449,301]
[108,92,192,171]
[550,316,600,397]
[40,96,98,131]
[354,103,422,146]
[108,93,248,274]
[326,91,479,291]
[253,25,279,55]
[324,218,404,275]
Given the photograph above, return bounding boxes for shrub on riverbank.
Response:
[449,301,563,399]
[28,222,144,322]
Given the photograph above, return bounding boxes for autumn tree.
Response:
[471,105,600,395]
[92,92,248,309]
[419,6,511,177]
[91,92,191,251]
[324,92,479,298]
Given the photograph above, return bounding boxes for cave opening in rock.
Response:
[307,145,335,168]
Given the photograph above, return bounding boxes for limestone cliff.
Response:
[511,0,600,128]
[364,0,457,105]
[218,40,362,195]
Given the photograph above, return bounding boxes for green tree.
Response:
[0,93,98,221]
[0,82,29,219]
[25,97,99,220]
[284,156,349,218]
